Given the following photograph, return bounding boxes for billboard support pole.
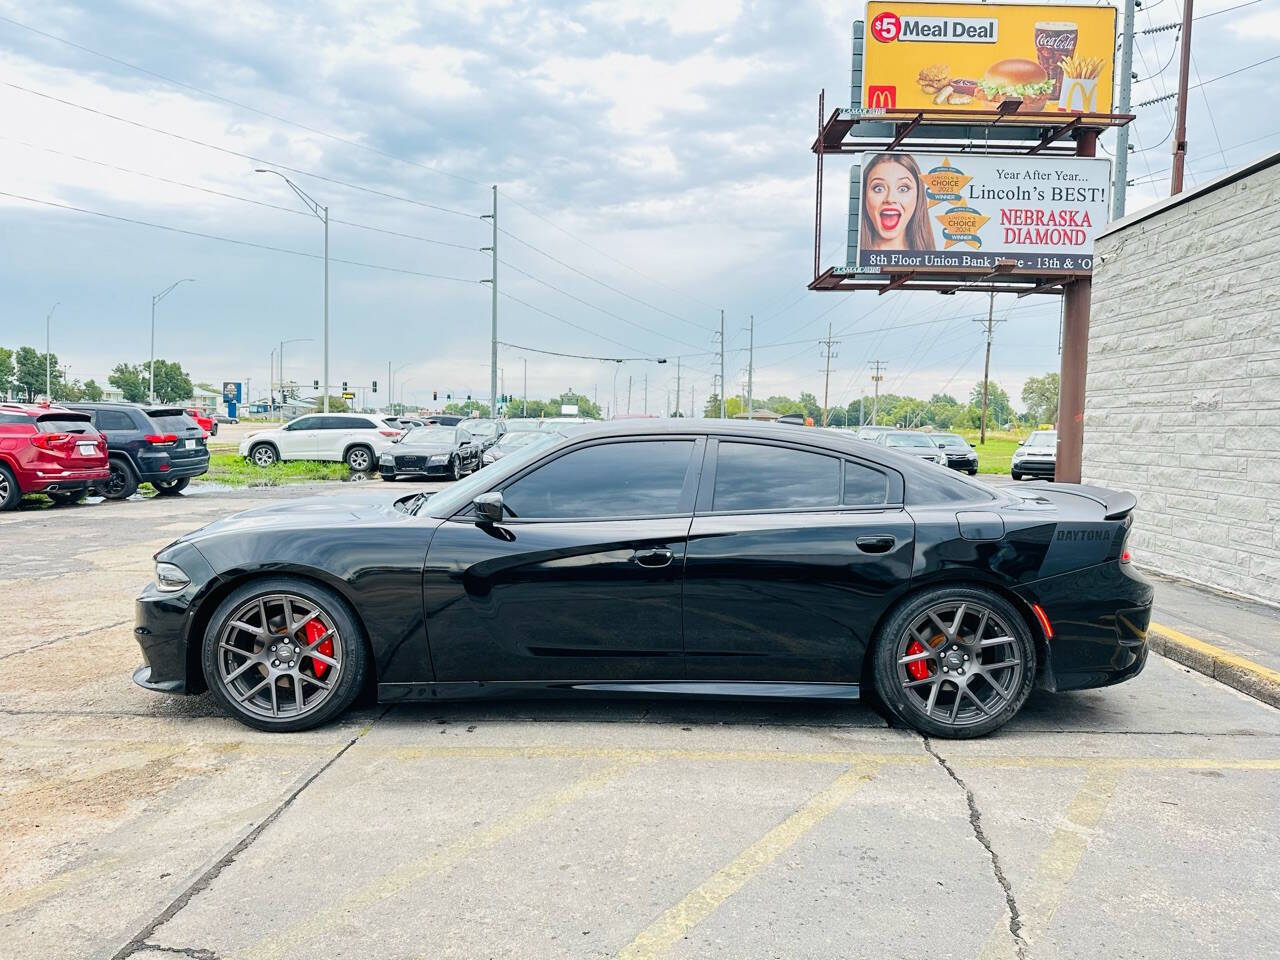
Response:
[1057,127,1098,484]
[814,90,824,281]
[1112,0,1136,219]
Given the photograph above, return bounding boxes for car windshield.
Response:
[468,420,497,437]
[497,431,544,449]
[504,420,542,432]
[1026,432,1057,449]
[933,434,965,446]
[886,433,934,448]
[403,426,455,443]
[425,437,558,518]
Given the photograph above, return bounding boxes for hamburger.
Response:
[975,58,1053,112]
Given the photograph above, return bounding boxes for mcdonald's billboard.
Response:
[862,1,1116,115]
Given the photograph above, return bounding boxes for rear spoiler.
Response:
[1022,482,1137,520]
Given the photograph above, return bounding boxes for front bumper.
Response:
[1013,458,1056,477]
[380,457,452,477]
[132,545,217,695]
[943,455,978,472]
[1017,560,1154,692]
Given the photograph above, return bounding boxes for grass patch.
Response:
[957,429,1030,475]
[199,453,352,487]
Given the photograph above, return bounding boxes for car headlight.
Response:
[379,454,393,464]
[155,561,190,593]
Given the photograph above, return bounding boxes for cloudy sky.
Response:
[2,0,1275,415]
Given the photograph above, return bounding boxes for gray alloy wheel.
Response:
[250,444,278,468]
[0,465,19,511]
[202,581,366,732]
[874,588,1035,739]
[346,446,373,471]
[449,456,461,481]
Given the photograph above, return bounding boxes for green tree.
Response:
[548,389,601,420]
[145,359,193,404]
[798,392,821,422]
[0,347,14,399]
[81,379,104,401]
[110,363,147,403]
[15,347,61,401]
[315,394,349,413]
[702,393,721,418]
[1021,373,1059,426]
[53,378,85,402]
[969,380,1013,429]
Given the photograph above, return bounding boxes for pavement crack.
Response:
[137,946,219,960]
[922,735,1027,960]
[0,618,131,660]
[109,707,389,960]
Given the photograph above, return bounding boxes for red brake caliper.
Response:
[304,619,333,678]
[905,640,932,682]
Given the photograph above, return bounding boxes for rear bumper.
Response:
[137,454,210,482]
[1016,561,1154,692]
[27,466,109,492]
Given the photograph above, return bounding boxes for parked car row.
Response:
[0,400,210,509]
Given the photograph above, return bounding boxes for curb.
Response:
[1148,621,1280,710]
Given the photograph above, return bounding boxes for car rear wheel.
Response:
[250,444,278,468]
[345,446,373,472]
[48,489,86,505]
[210,422,218,436]
[873,586,1035,739]
[153,477,190,495]
[0,465,20,511]
[101,457,139,500]
[202,578,367,732]
[449,456,461,481]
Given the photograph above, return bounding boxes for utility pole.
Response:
[1170,0,1195,195]
[45,302,58,400]
[1112,0,1137,219]
[746,313,755,421]
[869,360,887,425]
[690,381,696,420]
[718,309,726,418]
[973,292,1006,444]
[643,373,648,416]
[482,185,499,420]
[522,358,527,416]
[387,361,392,415]
[674,357,682,417]
[819,322,841,427]
[626,375,632,415]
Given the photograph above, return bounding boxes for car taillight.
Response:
[379,430,401,437]
[145,434,178,446]
[1121,549,1132,564]
[201,430,210,439]
[31,433,71,449]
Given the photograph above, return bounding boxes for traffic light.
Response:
[433,391,438,401]
[342,381,348,391]
[466,393,471,401]
[372,381,377,393]
[446,393,452,400]
[313,380,319,389]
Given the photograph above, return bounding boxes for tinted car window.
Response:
[503,440,694,519]
[147,413,198,433]
[96,410,137,432]
[37,416,96,434]
[288,417,321,431]
[907,468,996,505]
[843,461,888,506]
[712,442,840,512]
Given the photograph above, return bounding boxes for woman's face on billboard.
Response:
[866,161,919,245]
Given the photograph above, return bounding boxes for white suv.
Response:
[240,414,403,471]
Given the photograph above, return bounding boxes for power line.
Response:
[0,12,487,190]
[496,341,664,363]
[497,227,713,332]
[497,259,707,351]
[1,81,483,220]
[1137,54,1280,107]
[495,290,659,358]
[0,136,486,252]
[1,190,486,284]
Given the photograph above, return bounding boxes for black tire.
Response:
[48,489,87,505]
[153,477,190,495]
[101,457,139,500]
[872,585,1036,739]
[967,469,978,476]
[379,472,398,481]
[449,456,461,481]
[201,576,368,733]
[0,464,21,511]
[249,443,278,468]
[1010,471,1023,481]
[345,445,374,472]
[210,422,218,436]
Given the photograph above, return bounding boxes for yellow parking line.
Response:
[977,766,1120,960]
[617,766,870,960]
[253,757,639,960]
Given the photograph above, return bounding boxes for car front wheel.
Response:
[201,578,367,732]
[0,465,20,511]
[872,586,1036,739]
[1011,471,1023,481]
[250,444,278,468]
[345,446,373,472]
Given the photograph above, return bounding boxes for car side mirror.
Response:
[1017,441,1025,446]
[473,491,504,523]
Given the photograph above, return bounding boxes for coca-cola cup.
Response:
[1035,21,1078,100]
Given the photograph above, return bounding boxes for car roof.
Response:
[0,401,86,418]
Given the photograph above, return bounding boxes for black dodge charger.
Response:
[133,421,1153,738]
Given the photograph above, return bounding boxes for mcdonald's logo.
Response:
[867,85,897,108]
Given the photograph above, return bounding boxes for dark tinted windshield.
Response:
[404,426,456,443]
[885,433,934,448]
[37,414,96,434]
[933,434,965,445]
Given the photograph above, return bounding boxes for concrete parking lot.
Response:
[2,482,1278,960]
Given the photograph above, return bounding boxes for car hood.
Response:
[175,491,412,543]
[392,442,452,455]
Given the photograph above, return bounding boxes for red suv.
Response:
[186,408,216,436]
[0,402,109,509]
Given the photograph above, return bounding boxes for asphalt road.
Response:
[2,481,1278,960]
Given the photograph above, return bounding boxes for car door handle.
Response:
[855,535,896,554]
[632,548,674,568]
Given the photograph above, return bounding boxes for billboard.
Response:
[862,2,1116,114]
[221,381,242,404]
[853,152,1110,273]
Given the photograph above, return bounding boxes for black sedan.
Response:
[377,425,481,480]
[133,421,1153,738]
[930,432,979,475]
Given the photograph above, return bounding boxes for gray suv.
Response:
[67,402,209,498]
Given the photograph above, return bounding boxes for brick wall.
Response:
[1085,160,1280,604]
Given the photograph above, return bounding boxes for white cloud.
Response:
[581,0,742,35]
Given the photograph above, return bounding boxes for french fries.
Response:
[1060,54,1104,79]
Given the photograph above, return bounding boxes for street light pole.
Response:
[45,302,58,400]
[149,279,195,404]
[278,337,312,423]
[255,169,330,412]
